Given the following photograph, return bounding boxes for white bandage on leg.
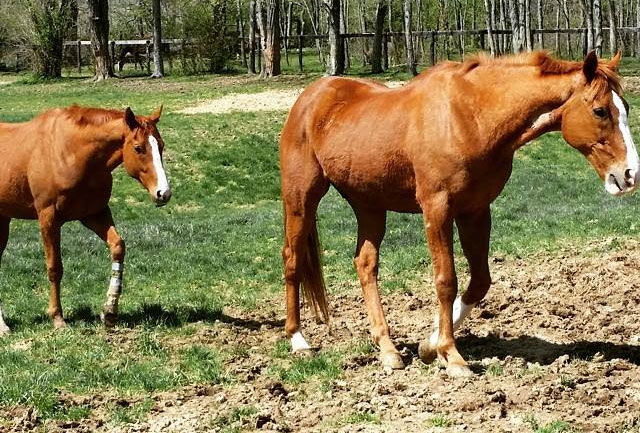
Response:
[429,297,475,346]
[104,262,123,314]
[290,331,311,352]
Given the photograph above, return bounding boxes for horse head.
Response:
[560,51,639,196]
[122,106,172,206]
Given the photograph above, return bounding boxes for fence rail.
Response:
[63,26,640,74]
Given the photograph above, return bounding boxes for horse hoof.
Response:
[52,316,67,330]
[418,341,437,364]
[101,311,118,328]
[0,326,10,337]
[292,348,314,358]
[381,351,405,370]
[446,363,474,378]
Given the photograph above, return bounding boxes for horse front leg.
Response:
[38,207,65,329]
[81,207,125,327]
[418,196,471,377]
[0,216,11,335]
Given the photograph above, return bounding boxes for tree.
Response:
[88,0,114,80]
[371,0,387,73]
[607,0,618,55]
[28,0,75,78]
[403,0,417,75]
[484,0,497,55]
[325,0,344,75]
[257,0,281,77]
[151,0,164,78]
[248,0,257,73]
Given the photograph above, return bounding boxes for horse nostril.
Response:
[156,190,162,199]
[625,169,634,180]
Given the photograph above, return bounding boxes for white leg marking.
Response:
[290,331,311,352]
[612,91,640,173]
[104,261,123,314]
[148,135,171,196]
[429,297,475,346]
[0,302,9,334]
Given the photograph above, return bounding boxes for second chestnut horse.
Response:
[279,51,638,376]
[0,105,171,334]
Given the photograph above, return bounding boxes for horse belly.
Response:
[321,151,420,213]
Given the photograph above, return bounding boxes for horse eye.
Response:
[134,145,144,154]
[593,107,608,118]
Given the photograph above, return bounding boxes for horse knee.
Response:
[110,237,125,262]
[435,273,457,301]
[354,244,378,275]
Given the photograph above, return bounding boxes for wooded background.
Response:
[1,0,639,79]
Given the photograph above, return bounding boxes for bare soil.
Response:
[5,238,640,432]
[176,81,406,115]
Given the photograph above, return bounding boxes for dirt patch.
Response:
[8,238,640,432]
[177,80,407,115]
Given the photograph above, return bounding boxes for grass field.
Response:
[1,57,640,430]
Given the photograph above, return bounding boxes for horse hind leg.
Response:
[281,163,329,354]
[353,208,404,369]
[0,216,11,335]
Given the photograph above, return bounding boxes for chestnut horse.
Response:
[280,51,638,377]
[0,105,171,334]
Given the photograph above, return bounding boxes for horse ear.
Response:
[149,105,163,123]
[583,50,598,83]
[609,50,621,71]
[124,107,139,130]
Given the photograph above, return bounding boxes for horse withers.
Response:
[0,105,171,334]
[279,51,638,377]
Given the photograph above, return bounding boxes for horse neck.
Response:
[80,119,127,171]
[473,68,581,151]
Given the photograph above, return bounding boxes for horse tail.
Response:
[301,220,330,323]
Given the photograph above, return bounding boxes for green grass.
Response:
[524,415,578,433]
[1,59,640,421]
[342,411,381,425]
[429,414,453,428]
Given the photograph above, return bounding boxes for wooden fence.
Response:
[64,27,640,74]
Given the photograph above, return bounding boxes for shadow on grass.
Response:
[398,333,640,366]
[61,302,283,330]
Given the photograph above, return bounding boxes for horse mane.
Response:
[63,105,125,127]
[459,51,622,95]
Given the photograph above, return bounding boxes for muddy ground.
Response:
[5,238,640,432]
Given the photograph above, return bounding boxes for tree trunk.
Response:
[484,0,497,55]
[593,0,603,55]
[508,0,523,53]
[151,0,164,78]
[524,0,532,51]
[536,0,543,48]
[249,0,257,73]
[636,0,640,57]
[371,0,387,72]
[88,0,113,80]
[29,0,75,78]
[607,0,618,55]
[581,0,594,52]
[325,0,344,75]
[238,0,248,68]
[257,0,281,77]
[404,0,417,75]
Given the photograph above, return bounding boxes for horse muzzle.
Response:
[605,167,639,196]
[153,186,172,206]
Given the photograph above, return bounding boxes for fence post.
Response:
[110,41,116,71]
[146,40,151,74]
[383,33,389,70]
[77,40,82,74]
[297,19,303,72]
[430,31,436,65]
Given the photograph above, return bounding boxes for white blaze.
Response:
[429,297,475,346]
[148,135,170,196]
[290,331,311,352]
[612,91,640,174]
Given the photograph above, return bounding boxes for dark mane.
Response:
[460,50,622,95]
[63,105,124,126]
